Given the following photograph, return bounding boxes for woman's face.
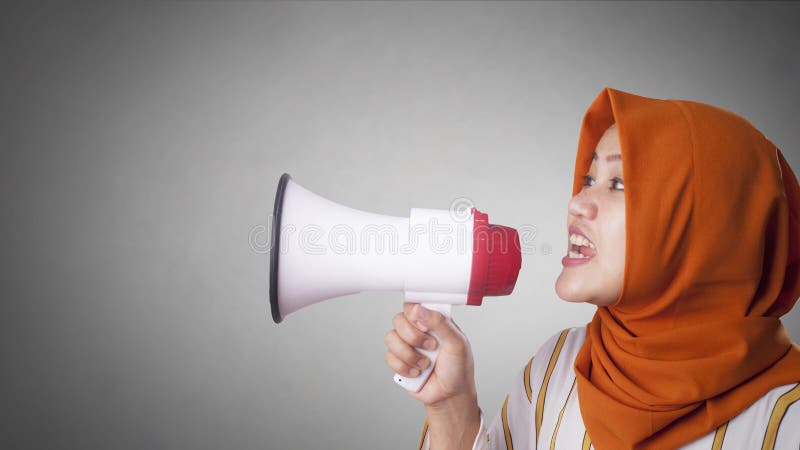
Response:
[555,124,626,307]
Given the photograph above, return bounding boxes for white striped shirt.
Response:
[420,327,800,450]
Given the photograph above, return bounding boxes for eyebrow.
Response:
[591,152,622,162]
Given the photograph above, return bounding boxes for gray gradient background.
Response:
[3,2,800,449]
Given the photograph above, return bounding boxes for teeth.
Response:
[569,233,595,249]
[568,250,588,259]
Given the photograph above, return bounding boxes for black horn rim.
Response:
[269,173,291,323]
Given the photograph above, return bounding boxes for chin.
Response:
[554,271,592,303]
[555,260,623,306]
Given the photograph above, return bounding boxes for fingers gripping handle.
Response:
[393,303,452,393]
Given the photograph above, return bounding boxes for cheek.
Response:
[610,206,626,274]
[599,204,626,268]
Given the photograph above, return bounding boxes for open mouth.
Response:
[568,233,596,259]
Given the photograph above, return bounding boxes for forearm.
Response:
[425,392,481,450]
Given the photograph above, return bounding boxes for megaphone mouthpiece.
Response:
[466,211,522,305]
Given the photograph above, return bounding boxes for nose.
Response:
[568,190,598,220]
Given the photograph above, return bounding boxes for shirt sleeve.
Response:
[483,359,535,449]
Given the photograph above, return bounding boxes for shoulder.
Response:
[485,327,588,450]
[691,382,800,449]
[516,327,586,447]
[523,327,586,407]
[504,327,586,407]
[530,326,586,375]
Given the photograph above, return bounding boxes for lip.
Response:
[568,225,593,243]
[562,255,592,267]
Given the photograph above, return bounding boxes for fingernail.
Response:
[410,368,420,377]
[416,305,429,321]
[417,358,429,369]
[415,320,429,332]
[423,339,437,351]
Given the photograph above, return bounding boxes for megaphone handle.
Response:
[393,303,452,393]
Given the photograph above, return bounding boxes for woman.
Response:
[383,88,800,449]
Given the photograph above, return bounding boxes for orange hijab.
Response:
[572,88,800,450]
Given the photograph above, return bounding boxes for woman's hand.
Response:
[384,303,481,449]
[383,303,477,406]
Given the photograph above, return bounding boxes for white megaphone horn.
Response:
[269,173,522,392]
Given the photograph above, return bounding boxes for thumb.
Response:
[411,304,465,351]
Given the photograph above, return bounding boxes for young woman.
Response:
[383,88,800,450]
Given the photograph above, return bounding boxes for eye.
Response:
[610,177,624,191]
[582,175,594,187]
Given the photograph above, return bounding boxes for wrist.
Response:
[424,392,481,450]
[425,390,478,417]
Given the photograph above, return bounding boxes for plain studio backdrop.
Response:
[2,2,800,449]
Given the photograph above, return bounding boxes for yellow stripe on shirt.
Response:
[582,430,591,450]
[535,329,570,443]
[502,394,514,450]
[524,356,534,403]
[418,418,428,450]
[762,382,800,450]
[549,378,576,450]
[711,421,728,450]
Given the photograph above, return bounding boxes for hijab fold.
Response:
[572,88,800,450]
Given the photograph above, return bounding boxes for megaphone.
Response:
[269,173,522,392]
